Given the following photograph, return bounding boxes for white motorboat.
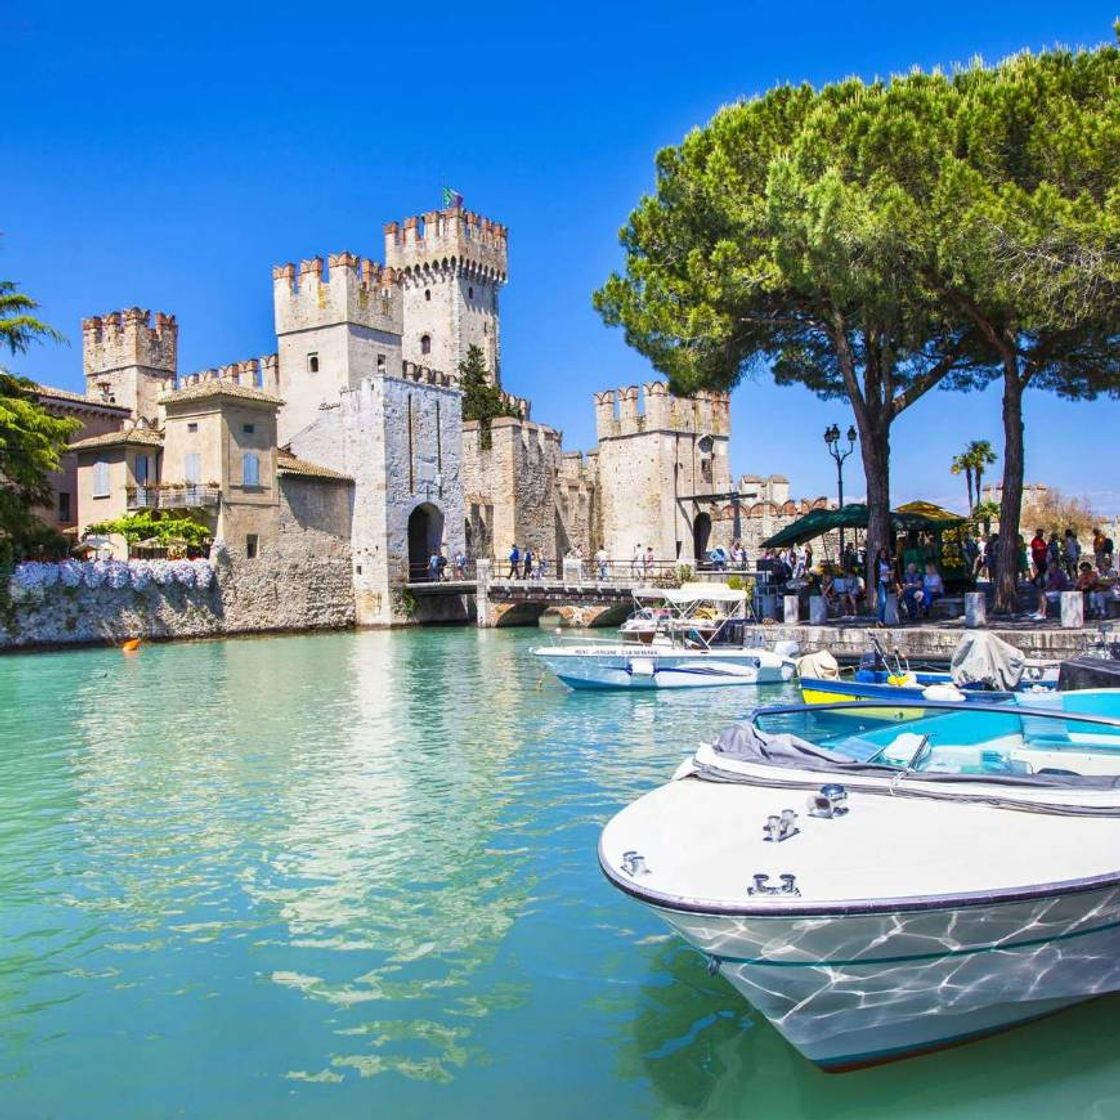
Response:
[534,584,797,690]
[620,585,723,644]
[599,690,1120,1068]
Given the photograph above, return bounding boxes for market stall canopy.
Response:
[761,505,871,548]
[761,502,966,548]
[893,501,967,531]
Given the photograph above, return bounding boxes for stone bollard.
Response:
[474,559,491,628]
[884,593,900,627]
[783,594,800,625]
[965,591,986,628]
[809,595,827,625]
[1061,590,1084,629]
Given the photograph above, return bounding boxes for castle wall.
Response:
[82,309,177,423]
[273,255,404,443]
[386,207,506,385]
[461,418,596,566]
[594,384,731,564]
[289,374,465,626]
[1,477,354,651]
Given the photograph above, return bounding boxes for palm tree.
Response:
[950,452,975,514]
[0,279,65,355]
[951,441,999,516]
[966,440,998,507]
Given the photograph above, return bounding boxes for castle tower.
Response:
[271,252,404,442]
[594,382,732,564]
[384,204,508,386]
[82,308,177,424]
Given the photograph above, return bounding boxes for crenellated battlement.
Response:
[83,307,177,377]
[594,382,731,440]
[558,449,597,489]
[273,252,401,337]
[399,360,457,389]
[384,205,508,282]
[174,354,277,393]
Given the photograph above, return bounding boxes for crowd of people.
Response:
[425,525,1118,623]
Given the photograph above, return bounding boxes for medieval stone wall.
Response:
[461,418,596,565]
[0,476,354,650]
[289,374,465,627]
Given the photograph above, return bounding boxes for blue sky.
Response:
[4,1,1117,513]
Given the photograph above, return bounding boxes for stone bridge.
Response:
[474,559,647,628]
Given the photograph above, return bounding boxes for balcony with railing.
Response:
[127,484,221,510]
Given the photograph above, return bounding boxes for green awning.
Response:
[761,502,966,549]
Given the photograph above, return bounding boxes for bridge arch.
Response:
[408,502,445,578]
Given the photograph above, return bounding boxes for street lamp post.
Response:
[824,423,858,561]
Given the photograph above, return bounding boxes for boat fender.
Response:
[922,682,966,702]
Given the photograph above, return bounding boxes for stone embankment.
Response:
[767,622,1100,662]
[1,548,355,652]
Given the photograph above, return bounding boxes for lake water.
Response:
[3,627,1120,1119]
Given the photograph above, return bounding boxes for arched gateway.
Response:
[408,503,445,579]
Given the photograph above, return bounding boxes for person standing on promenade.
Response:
[1030,528,1048,585]
[1064,528,1082,579]
[631,543,643,579]
[875,546,899,625]
[595,545,609,581]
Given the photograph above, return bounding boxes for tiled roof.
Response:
[161,380,283,406]
[34,383,130,413]
[69,427,165,451]
[276,449,352,481]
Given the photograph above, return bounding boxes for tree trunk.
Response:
[858,413,892,599]
[966,469,974,515]
[994,365,1026,613]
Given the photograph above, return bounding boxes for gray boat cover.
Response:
[950,631,1025,691]
[713,722,900,775]
[708,720,1120,794]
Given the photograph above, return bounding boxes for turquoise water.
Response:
[3,627,1120,1120]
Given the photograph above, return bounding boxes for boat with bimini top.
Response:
[599,690,1120,1068]
[534,584,797,690]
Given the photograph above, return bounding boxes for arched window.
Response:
[308,353,319,373]
[424,289,431,302]
[242,452,260,488]
[468,286,474,299]
[420,334,432,356]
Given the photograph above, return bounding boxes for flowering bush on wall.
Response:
[58,560,83,588]
[9,558,219,601]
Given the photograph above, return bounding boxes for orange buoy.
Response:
[121,638,142,653]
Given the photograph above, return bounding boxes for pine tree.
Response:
[459,344,518,449]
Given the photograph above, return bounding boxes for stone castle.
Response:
[38,200,823,629]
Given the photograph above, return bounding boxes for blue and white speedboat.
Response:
[533,585,796,690]
[798,631,1058,714]
[600,690,1120,1068]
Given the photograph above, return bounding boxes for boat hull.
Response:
[647,883,1120,1068]
[535,646,792,690]
[799,674,1018,717]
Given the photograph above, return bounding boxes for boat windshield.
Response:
[743,691,1120,785]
